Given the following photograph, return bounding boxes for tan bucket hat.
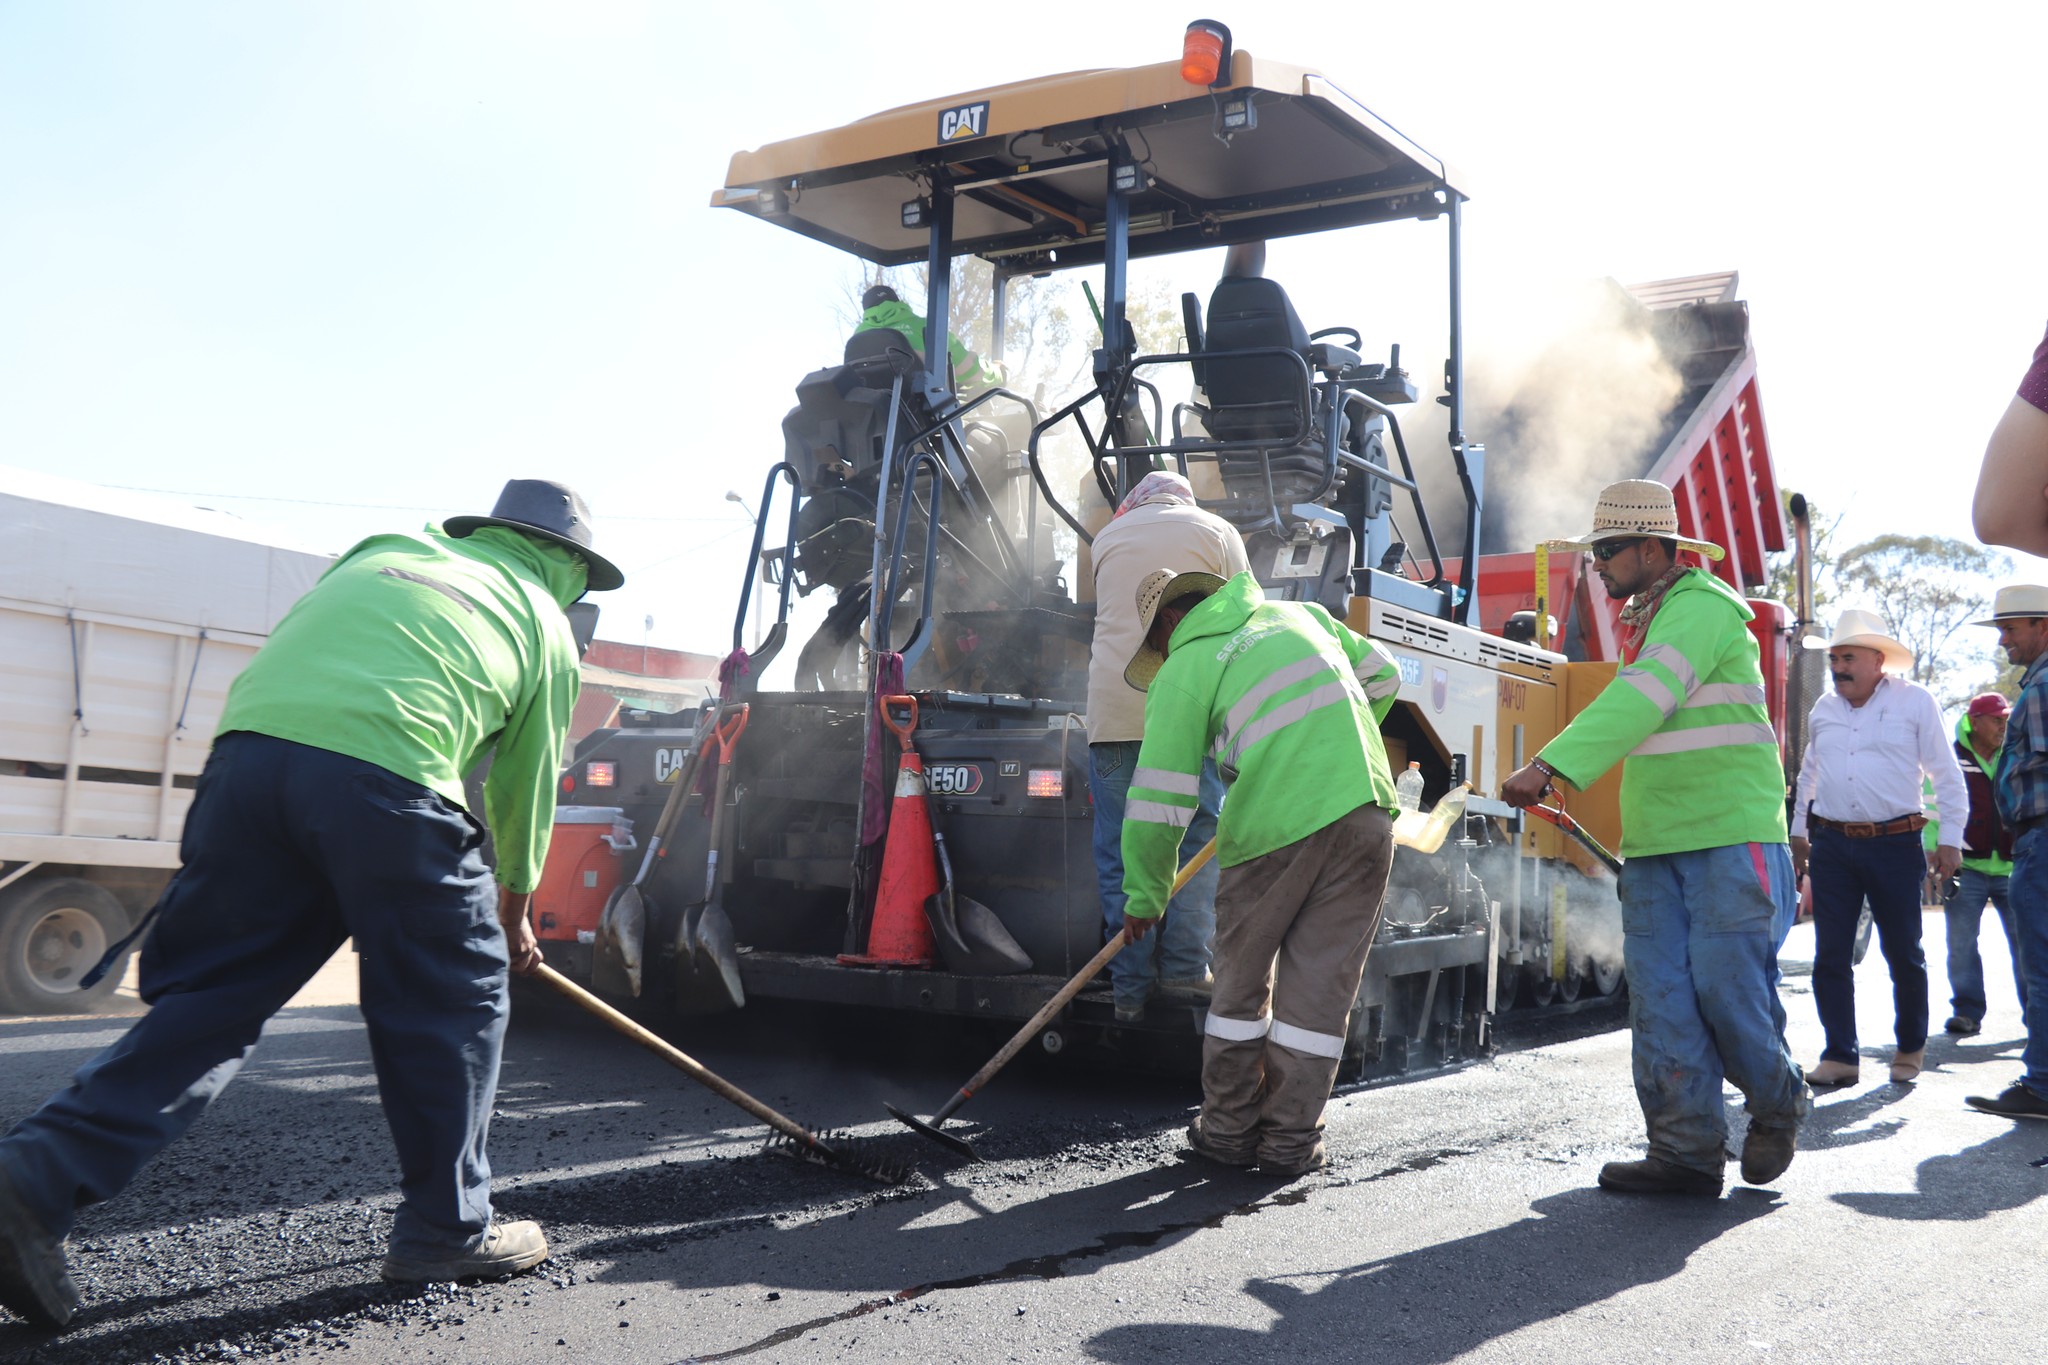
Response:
[1124,568,1229,690]
[1973,584,2048,626]
[1561,479,1726,561]
[1827,607,1913,672]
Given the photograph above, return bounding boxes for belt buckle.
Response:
[1844,821,1876,838]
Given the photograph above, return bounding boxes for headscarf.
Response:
[1616,561,1688,660]
[1114,470,1197,518]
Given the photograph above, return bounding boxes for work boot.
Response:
[0,1166,80,1328]
[1597,1157,1722,1197]
[1945,1015,1982,1037]
[1804,1059,1860,1088]
[381,1220,549,1284]
[1739,1124,1797,1186]
[1889,1049,1925,1084]
[1114,1000,1146,1024]
[1257,1141,1328,1179]
[1160,971,1215,997]
[1965,1082,2048,1122]
[1184,1117,1257,1169]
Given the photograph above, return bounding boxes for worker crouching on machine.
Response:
[1118,566,1402,1176]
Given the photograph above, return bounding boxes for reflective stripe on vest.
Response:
[1127,799,1194,828]
[1218,679,1358,771]
[1684,683,1766,709]
[1133,766,1202,797]
[1630,720,1778,757]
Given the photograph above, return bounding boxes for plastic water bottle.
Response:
[1395,761,1424,813]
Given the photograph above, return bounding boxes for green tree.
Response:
[1833,533,2010,705]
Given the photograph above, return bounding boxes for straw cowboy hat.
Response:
[1124,568,1229,690]
[1973,584,2048,626]
[1562,480,1726,561]
[1827,608,1913,672]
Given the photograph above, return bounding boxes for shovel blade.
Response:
[884,1101,981,1162]
[692,901,747,1008]
[593,885,647,998]
[924,889,1032,976]
[673,901,744,1015]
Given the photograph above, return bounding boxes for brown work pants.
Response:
[1199,804,1393,1170]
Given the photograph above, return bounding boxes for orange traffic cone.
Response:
[839,699,938,969]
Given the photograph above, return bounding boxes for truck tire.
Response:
[0,878,131,1016]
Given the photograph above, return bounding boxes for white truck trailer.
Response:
[0,467,330,1013]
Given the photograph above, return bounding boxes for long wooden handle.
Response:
[534,963,823,1150]
[930,837,1218,1125]
[630,703,725,882]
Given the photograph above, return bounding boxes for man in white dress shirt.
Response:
[1791,609,1968,1086]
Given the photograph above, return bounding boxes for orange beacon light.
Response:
[1181,19,1231,87]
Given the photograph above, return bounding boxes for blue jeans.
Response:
[1089,741,1222,1009]
[1809,825,1929,1061]
[1620,843,1809,1175]
[2012,826,2048,1094]
[1946,867,2025,1021]
[0,733,509,1258]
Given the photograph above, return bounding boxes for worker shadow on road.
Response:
[1083,1186,1783,1365]
[1768,1079,1912,1154]
[564,1154,1300,1301]
[1828,1123,2048,1221]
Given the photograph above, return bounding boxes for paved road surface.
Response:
[0,915,2038,1363]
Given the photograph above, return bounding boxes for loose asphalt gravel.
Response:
[2,917,2043,1364]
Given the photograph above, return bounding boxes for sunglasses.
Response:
[1591,538,1644,562]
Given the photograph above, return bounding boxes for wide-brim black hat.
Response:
[445,478,624,591]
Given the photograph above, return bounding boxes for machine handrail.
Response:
[874,452,945,673]
[731,462,805,680]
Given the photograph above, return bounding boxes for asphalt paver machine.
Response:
[563,24,1600,1079]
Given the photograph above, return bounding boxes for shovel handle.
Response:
[711,703,751,765]
[640,701,727,870]
[1528,802,1622,875]
[880,694,917,747]
[534,963,830,1154]
[929,837,1218,1126]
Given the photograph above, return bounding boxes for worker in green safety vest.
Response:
[1502,478,1808,1199]
[853,284,1002,391]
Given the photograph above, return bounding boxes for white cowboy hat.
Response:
[1560,479,1726,561]
[1124,568,1229,690]
[1973,584,2048,627]
[1827,607,1913,672]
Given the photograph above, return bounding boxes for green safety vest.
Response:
[853,300,1000,388]
[1121,572,1401,919]
[219,526,584,893]
[1541,568,1787,857]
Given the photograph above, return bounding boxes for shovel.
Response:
[534,962,907,1185]
[877,696,1031,976]
[1528,802,1622,876]
[887,836,1218,1160]
[677,704,750,1012]
[594,699,724,997]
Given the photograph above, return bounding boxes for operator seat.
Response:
[1187,273,1362,619]
[1200,275,1314,442]
[843,327,921,369]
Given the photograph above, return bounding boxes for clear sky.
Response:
[5,1,2045,665]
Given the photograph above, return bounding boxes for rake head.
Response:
[762,1128,913,1186]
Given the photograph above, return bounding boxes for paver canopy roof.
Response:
[713,52,1464,269]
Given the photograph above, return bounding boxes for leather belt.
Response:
[1810,813,1926,839]
[2016,813,2048,840]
